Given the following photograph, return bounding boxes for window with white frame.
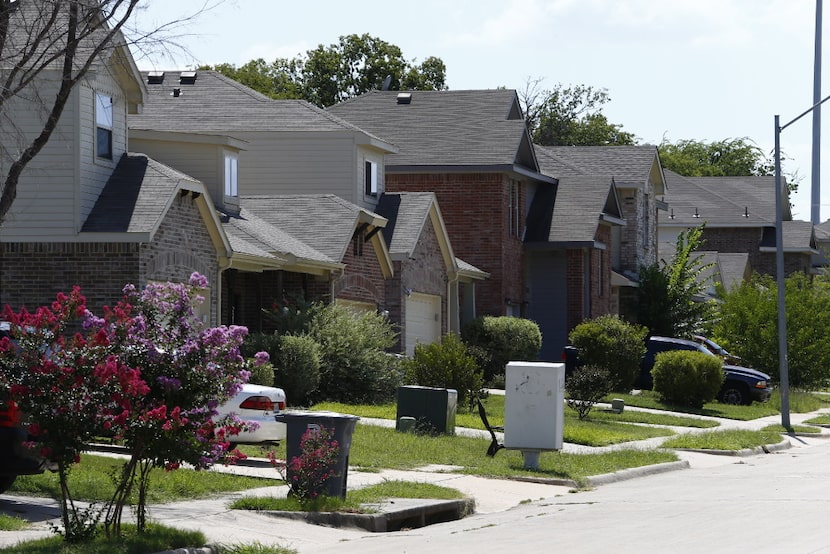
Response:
[364,160,378,196]
[95,92,113,160]
[224,153,238,198]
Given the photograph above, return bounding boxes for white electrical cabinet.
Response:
[504,361,565,452]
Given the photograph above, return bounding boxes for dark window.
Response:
[365,161,378,196]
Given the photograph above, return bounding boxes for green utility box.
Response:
[396,385,457,435]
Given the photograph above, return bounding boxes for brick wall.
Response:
[618,186,657,274]
[590,224,613,317]
[385,217,449,352]
[387,172,524,317]
[0,194,218,322]
[334,232,386,306]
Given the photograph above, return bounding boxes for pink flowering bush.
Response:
[0,273,263,539]
[271,425,340,506]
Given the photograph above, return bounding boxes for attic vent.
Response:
[172,88,182,98]
[396,92,412,104]
[147,71,165,84]
[179,71,197,84]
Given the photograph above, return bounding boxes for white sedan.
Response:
[215,383,287,447]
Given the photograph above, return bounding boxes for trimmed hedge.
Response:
[568,315,647,392]
[652,350,724,408]
[461,316,542,382]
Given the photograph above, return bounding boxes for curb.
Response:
[255,497,476,532]
[586,460,691,487]
[671,437,792,457]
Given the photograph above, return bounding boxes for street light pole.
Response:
[773,115,790,431]
[775,91,830,431]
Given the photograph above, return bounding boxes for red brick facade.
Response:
[386,173,524,317]
[0,194,220,322]
[700,227,812,278]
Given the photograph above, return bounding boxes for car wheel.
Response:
[0,475,16,494]
[719,383,751,406]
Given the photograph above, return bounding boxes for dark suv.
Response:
[0,325,49,494]
[563,335,773,405]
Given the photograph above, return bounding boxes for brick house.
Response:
[660,170,817,282]
[532,145,666,321]
[523,168,625,359]
[376,192,487,355]
[328,90,558,325]
[0,9,230,321]
[129,71,472,348]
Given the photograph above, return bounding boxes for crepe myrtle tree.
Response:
[0,0,222,223]
[0,273,265,540]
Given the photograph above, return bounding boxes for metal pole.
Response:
[774,115,791,431]
[812,0,823,224]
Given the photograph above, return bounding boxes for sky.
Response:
[131,0,829,222]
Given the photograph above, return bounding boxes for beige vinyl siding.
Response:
[233,132,355,200]
[79,70,127,223]
[357,146,384,211]
[130,138,223,203]
[1,75,79,238]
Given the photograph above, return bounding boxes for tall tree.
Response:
[658,137,774,177]
[519,80,637,146]
[0,0,219,224]
[638,225,715,338]
[203,33,447,107]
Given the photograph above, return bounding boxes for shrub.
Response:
[247,361,275,386]
[308,304,402,404]
[402,333,484,408]
[272,425,339,505]
[461,316,542,382]
[568,315,647,392]
[565,364,613,420]
[652,350,724,408]
[244,333,322,406]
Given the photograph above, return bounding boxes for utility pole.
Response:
[812,0,823,225]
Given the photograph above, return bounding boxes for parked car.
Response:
[215,383,287,448]
[0,325,52,495]
[693,335,742,365]
[563,335,772,405]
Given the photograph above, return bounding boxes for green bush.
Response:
[308,303,402,404]
[461,316,542,382]
[247,361,275,387]
[565,364,613,420]
[568,315,647,392]
[243,333,322,406]
[403,333,484,408]
[271,335,322,406]
[652,350,724,408]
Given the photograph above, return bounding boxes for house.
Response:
[129,71,479,347]
[523,169,625,359]
[328,90,558,325]
[659,170,817,282]
[0,6,230,322]
[532,145,667,321]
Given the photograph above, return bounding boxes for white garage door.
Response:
[405,293,442,356]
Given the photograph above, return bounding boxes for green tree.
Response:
[658,137,773,177]
[203,34,447,107]
[638,225,715,338]
[520,82,637,146]
[714,272,830,389]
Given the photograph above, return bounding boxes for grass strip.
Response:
[661,428,784,450]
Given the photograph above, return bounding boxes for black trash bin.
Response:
[275,411,359,499]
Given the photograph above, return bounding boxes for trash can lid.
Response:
[275,410,360,421]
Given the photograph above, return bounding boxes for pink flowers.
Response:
[277,426,340,504]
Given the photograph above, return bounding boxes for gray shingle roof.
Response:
[662,170,782,226]
[238,195,385,262]
[375,192,435,256]
[82,153,197,233]
[327,90,538,169]
[534,145,661,188]
[222,209,329,264]
[129,70,376,134]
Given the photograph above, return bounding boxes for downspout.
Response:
[448,271,460,334]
